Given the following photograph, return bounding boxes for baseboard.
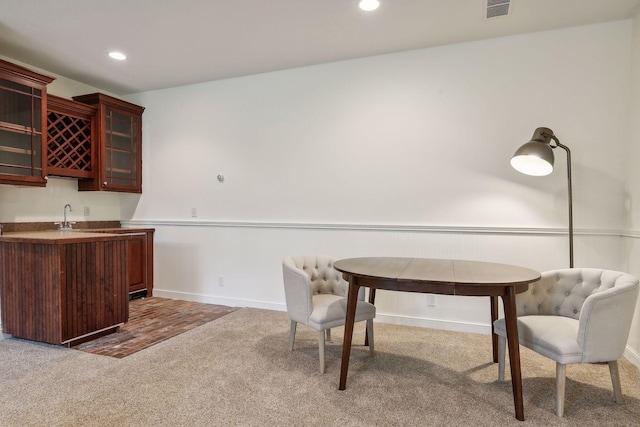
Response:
[624,346,640,370]
[152,289,287,312]
[147,289,640,368]
[151,289,491,335]
[374,313,491,335]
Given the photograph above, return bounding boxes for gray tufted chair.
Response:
[283,255,375,373]
[493,268,639,417]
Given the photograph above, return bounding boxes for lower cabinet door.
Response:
[128,234,147,293]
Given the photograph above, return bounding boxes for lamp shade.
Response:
[510,127,557,176]
[510,141,554,176]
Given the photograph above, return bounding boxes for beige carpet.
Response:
[1,308,639,426]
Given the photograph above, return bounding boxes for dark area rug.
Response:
[72,297,238,358]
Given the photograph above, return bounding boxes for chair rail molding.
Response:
[621,230,640,239]
[122,219,622,237]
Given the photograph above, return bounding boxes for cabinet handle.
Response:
[103,181,108,186]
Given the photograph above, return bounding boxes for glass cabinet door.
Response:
[104,108,139,188]
[0,76,49,184]
[73,92,144,193]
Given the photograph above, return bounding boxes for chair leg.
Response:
[556,363,566,417]
[366,319,374,355]
[497,335,506,381]
[608,360,623,404]
[319,330,326,374]
[289,320,297,351]
[366,319,375,356]
[326,328,331,342]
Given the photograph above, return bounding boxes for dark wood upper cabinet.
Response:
[0,59,145,193]
[0,58,55,186]
[46,94,96,179]
[72,93,145,193]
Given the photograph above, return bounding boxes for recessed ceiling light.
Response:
[359,0,380,11]
[108,51,127,60]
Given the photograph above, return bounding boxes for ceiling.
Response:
[1,0,639,95]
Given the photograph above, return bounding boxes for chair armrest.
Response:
[578,282,639,362]
[283,261,314,325]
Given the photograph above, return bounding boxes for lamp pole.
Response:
[549,136,573,268]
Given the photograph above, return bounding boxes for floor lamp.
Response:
[510,127,574,268]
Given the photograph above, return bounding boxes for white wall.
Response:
[128,21,631,230]
[129,223,622,335]
[623,10,640,363]
[123,20,634,339]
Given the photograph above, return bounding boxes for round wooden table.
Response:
[334,257,541,421]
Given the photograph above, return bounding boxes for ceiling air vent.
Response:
[486,0,510,19]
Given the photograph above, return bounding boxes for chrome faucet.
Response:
[56,204,75,231]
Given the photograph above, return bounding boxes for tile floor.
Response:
[73,297,238,358]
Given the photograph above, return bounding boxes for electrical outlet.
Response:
[427,295,436,307]
[218,275,224,286]
[191,207,197,217]
[84,206,90,216]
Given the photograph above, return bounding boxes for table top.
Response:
[334,257,540,293]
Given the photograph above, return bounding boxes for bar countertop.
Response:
[0,230,130,244]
